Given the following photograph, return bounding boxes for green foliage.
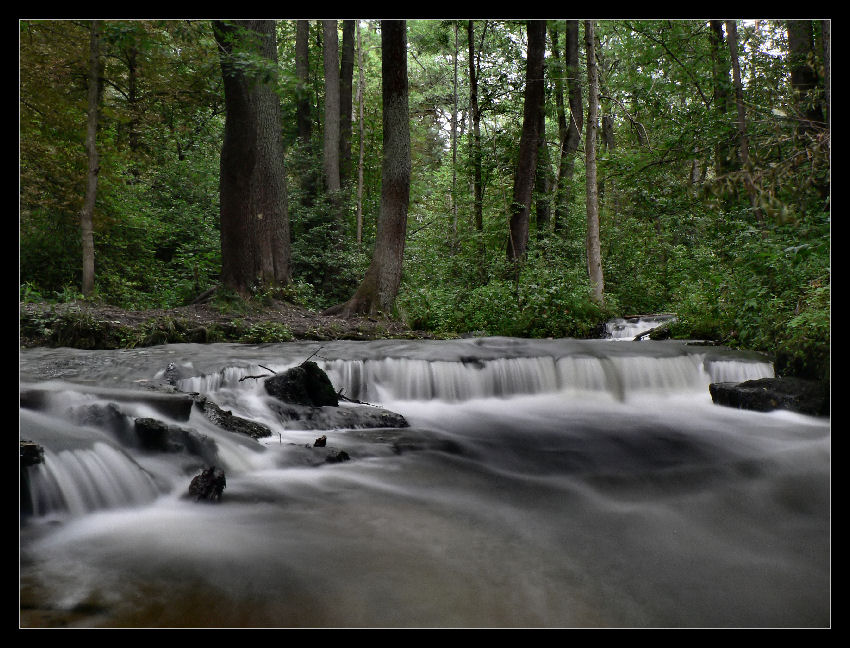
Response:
[239,322,294,344]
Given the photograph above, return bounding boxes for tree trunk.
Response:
[355,20,365,245]
[323,20,341,197]
[534,106,552,238]
[551,20,583,233]
[213,20,291,295]
[467,20,484,233]
[295,20,317,207]
[821,20,830,125]
[80,20,103,298]
[726,20,764,225]
[339,20,355,184]
[323,20,410,317]
[451,20,459,244]
[709,20,734,174]
[787,20,824,132]
[506,20,546,262]
[584,20,604,305]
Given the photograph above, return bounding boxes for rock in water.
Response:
[188,466,226,503]
[709,377,829,416]
[264,361,339,407]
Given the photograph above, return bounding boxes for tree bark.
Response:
[709,20,734,174]
[584,20,604,305]
[550,20,583,232]
[213,20,291,294]
[323,20,341,197]
[534,105,552,238]
[451,20,459,244]
[295,20,317,207]
[506,20,546,262]
[726,20,764,225]
[821,20,830,125]
[80,20,103,298]
[467,20,484,233]
[787,20,824,132]
[355,20,365,245]
[323,20,410,317]
[339,20,355,184]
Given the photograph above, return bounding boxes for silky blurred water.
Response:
[19,338,829,628]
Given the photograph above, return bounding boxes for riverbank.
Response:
[19,299,438,349]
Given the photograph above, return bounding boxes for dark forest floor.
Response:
[19,299,437,349]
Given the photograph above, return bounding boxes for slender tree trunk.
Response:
[726,20,764,225]
[551,20,583,232]
[80,20,103,298]
[296,20,312,145]
[213,20,291,294]
[339,20,355,184]
[295,20,317,207]
[451,20,459,244]
[534,107,552,238]
[324,20,410,317]
[323,20,342,198]
[584,20,604,305]
[356,20,365,245]
[506,20,546,262]
[467,20,483,232]
[821,20,830,125]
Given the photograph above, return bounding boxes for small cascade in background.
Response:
[605,314,677,340]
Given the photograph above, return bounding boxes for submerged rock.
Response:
[264,361,339,407]
[193,395,272,439]
[187,466,226,503]
[269,401,409,431]
[20,440,45,468]
[133,417,219,463]
[709,377,829,417]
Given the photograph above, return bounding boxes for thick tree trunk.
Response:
[787,20,824,132]
[213,20,291,294]
[323,20,341,196]
[584,20,604,305]
[726,20,764,225]
[506,20,546,262]
[323,20,410,317]
[339,20,355,184]
[80,20,102,298]
[467,20,484,233]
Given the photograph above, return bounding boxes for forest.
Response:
[19,19,830,384]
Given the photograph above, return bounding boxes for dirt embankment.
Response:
[19,300,436,349]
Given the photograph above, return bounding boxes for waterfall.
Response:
[20,339,826,629]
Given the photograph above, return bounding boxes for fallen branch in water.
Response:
[336,388,377,407]
[239,363,277,382]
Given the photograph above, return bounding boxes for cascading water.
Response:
[605,314,677,340]
[19,337,829,628]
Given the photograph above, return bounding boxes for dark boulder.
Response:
[313,435,327,447]
[264,361,339,407]
[133,417,219,463]
[325,449,351,464]
[709,377,829,417]
[187,466,226,502]
[268,401,409,430]
[20,440,45,468]
[193,395,273,439]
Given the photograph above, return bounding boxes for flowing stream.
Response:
[19,337,830,628]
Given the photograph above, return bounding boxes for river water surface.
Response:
[19,337,830,628]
